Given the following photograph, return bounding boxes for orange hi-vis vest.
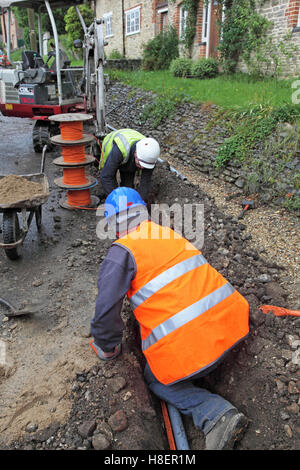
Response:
[115,220,249,385]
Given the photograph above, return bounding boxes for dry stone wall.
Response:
[105,80,300,215]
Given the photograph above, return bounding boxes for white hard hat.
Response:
[136,138,160,169]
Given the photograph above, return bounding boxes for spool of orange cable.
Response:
[62,167,89,186]
[49,113,99,210]
[59,121,83,141]
[67,189,91,207]
[62,145,86,163]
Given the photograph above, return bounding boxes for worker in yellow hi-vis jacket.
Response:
[99,128,160,201]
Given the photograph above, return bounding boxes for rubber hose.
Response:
[167,404,190,450]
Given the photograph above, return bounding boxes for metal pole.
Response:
[45,0,62,106]
[75,5,88,109]
[95,20,106,136]
[6,7,11,62]
[121,0,125,57]
[206,0,212,59]
[75,6,87,34]
[37,8,43,56]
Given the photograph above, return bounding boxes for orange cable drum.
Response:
[59,121,83,141]
[52,115,98,209]
[67,189,91,207]
[62,145,86,163]
[62,167,89,186]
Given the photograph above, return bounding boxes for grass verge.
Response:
[105,69,295,109]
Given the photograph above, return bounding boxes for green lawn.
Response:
[105,69,295,110]
[7,51,295,110]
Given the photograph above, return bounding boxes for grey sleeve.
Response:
[90,244,136,352]
[138,168,153,201]
[100,143,124,196]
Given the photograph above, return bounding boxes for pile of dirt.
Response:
[0,175,44,205]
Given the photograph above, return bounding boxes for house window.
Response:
[202,4,209,42]
[297,7,300,27]
[104,12,113,37]
[126,6,141,36]
[179,5,188,39]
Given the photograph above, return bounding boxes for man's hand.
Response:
[90,340,121,361]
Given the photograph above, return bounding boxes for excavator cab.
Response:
[22,50,46,70]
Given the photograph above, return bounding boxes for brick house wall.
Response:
[238,0,300,76]
[96,0,300,76]
[151,1,221,60]
[96,0,156,58]
[96,0,221,60]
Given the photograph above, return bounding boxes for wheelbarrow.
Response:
[0,146,50,260]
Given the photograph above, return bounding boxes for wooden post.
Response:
[27,8,37,51]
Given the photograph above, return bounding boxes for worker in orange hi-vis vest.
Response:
[90,187,250,450]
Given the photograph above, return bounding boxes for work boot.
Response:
[205,409,248,450]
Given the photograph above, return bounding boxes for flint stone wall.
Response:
[105,59,142,70]
[105,80,300,215]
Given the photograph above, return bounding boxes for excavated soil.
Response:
[0,107,299,452]
[0,175,44,205]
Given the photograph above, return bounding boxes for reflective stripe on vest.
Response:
[102,131,131,161]
[115,220,249,385]
[101,129,145,168]
[141,282,235,351]
[130,253,207,310]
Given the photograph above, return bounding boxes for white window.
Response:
[297,8,300,27]
[202,4,209,42]
[179,6,188,39]
[126,6,141,36]
[104,12,113,37]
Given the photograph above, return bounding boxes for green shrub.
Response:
[190,58,219,79]
[142,26,179,71]
[215,104,300,168]
[170,58,193,77]
[65,4,94,50]
[108,49,124,59]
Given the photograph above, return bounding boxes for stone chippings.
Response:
[3,160,300,451]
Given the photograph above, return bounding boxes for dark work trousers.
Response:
[144,363,235,435]
[119,170,135,189]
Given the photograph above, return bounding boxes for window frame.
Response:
[125,6,141,36]
[297,7,300,27]
[103,12,113,38]
[179,5,188,40]
[202,4,209,43]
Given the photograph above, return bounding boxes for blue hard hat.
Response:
[104,187,146,220]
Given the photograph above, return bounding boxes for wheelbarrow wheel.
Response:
[3,211,22,260]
